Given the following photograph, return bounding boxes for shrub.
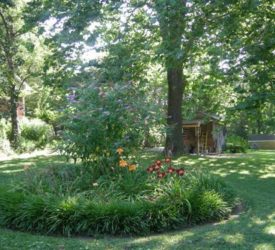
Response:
[60,82,157,173]
[6,118,53,153]
[225,135,249,153]
[20,118,53,148]
[4,118,53,153]
[15,137,37,153]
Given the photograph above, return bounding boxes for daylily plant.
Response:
[146,157,186,179]
[117,147,137,172]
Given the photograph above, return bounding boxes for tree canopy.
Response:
[0,0,274,151]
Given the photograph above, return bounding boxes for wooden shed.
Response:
[182,114,225,154]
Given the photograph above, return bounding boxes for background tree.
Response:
[0,0,47,148]
[216,0,275,136]
[19,0,274,155]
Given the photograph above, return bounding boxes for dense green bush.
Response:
[60,83,157,173]
[225,135,249,153]
[20,118,53,148]
[4,118,53,153]
[0,161,237,236]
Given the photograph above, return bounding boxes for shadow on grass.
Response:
[0,155,67,186]
[117,150,275,249]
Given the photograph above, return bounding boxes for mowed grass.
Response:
[0,150,274,250]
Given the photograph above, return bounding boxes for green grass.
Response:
[0,150,274,250]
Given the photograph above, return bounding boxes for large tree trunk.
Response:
[165,67,185,155]
[154,0,187,155]
[0,7,21,149]
[9,85,19,148]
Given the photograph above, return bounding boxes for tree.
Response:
[153,1,186,154]
[215,0,275,135]
[0,0,46,148]
[0,1,26,147]
[148,0,235,154]
[24,0,274,152]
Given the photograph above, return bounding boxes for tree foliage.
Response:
[1,0,274,153]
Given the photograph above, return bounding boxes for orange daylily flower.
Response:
[128,164,137,171]
[119,159,128,167]
[116,147,124,155]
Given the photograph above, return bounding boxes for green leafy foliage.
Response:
[0,164,236,236]
[225,135,249,153]
[0,0,51,148]
[20,118,53,147]
[5,118,53,153]
[60,82,154,173]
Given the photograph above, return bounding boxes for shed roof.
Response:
[183,112,222,126]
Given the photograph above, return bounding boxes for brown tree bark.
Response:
[165,67,185,155]
[9,85,19,148]
[154,1,187,156]
[0,9,20,148]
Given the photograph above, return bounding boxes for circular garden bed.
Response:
[0,154,237,236]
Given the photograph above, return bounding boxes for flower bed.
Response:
[0,151,237,236]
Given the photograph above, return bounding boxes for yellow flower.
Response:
[128,164,137,171]
[119,159,128,167]
[116,147,124,155]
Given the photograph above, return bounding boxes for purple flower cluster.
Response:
[67,93,77,103]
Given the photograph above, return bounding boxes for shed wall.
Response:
[249,141,275,150]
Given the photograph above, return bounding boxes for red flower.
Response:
[157,172,166,179]
[167,166,175,174]
[147,166,154,173]
[153,164,161,171]
[155,160,162,166]
[165,157,171,163]
[176,168,185,176]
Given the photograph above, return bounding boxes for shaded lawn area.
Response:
[0,150,274,250]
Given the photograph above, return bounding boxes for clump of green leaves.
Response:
[0,162,237,236]
[60,82,152,174]
[225,135,249,153]
[7,118,54,153]
[20,118,53,147]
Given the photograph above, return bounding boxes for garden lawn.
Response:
[0,150,274,250]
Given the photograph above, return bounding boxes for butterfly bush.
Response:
[60,82,151,174]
